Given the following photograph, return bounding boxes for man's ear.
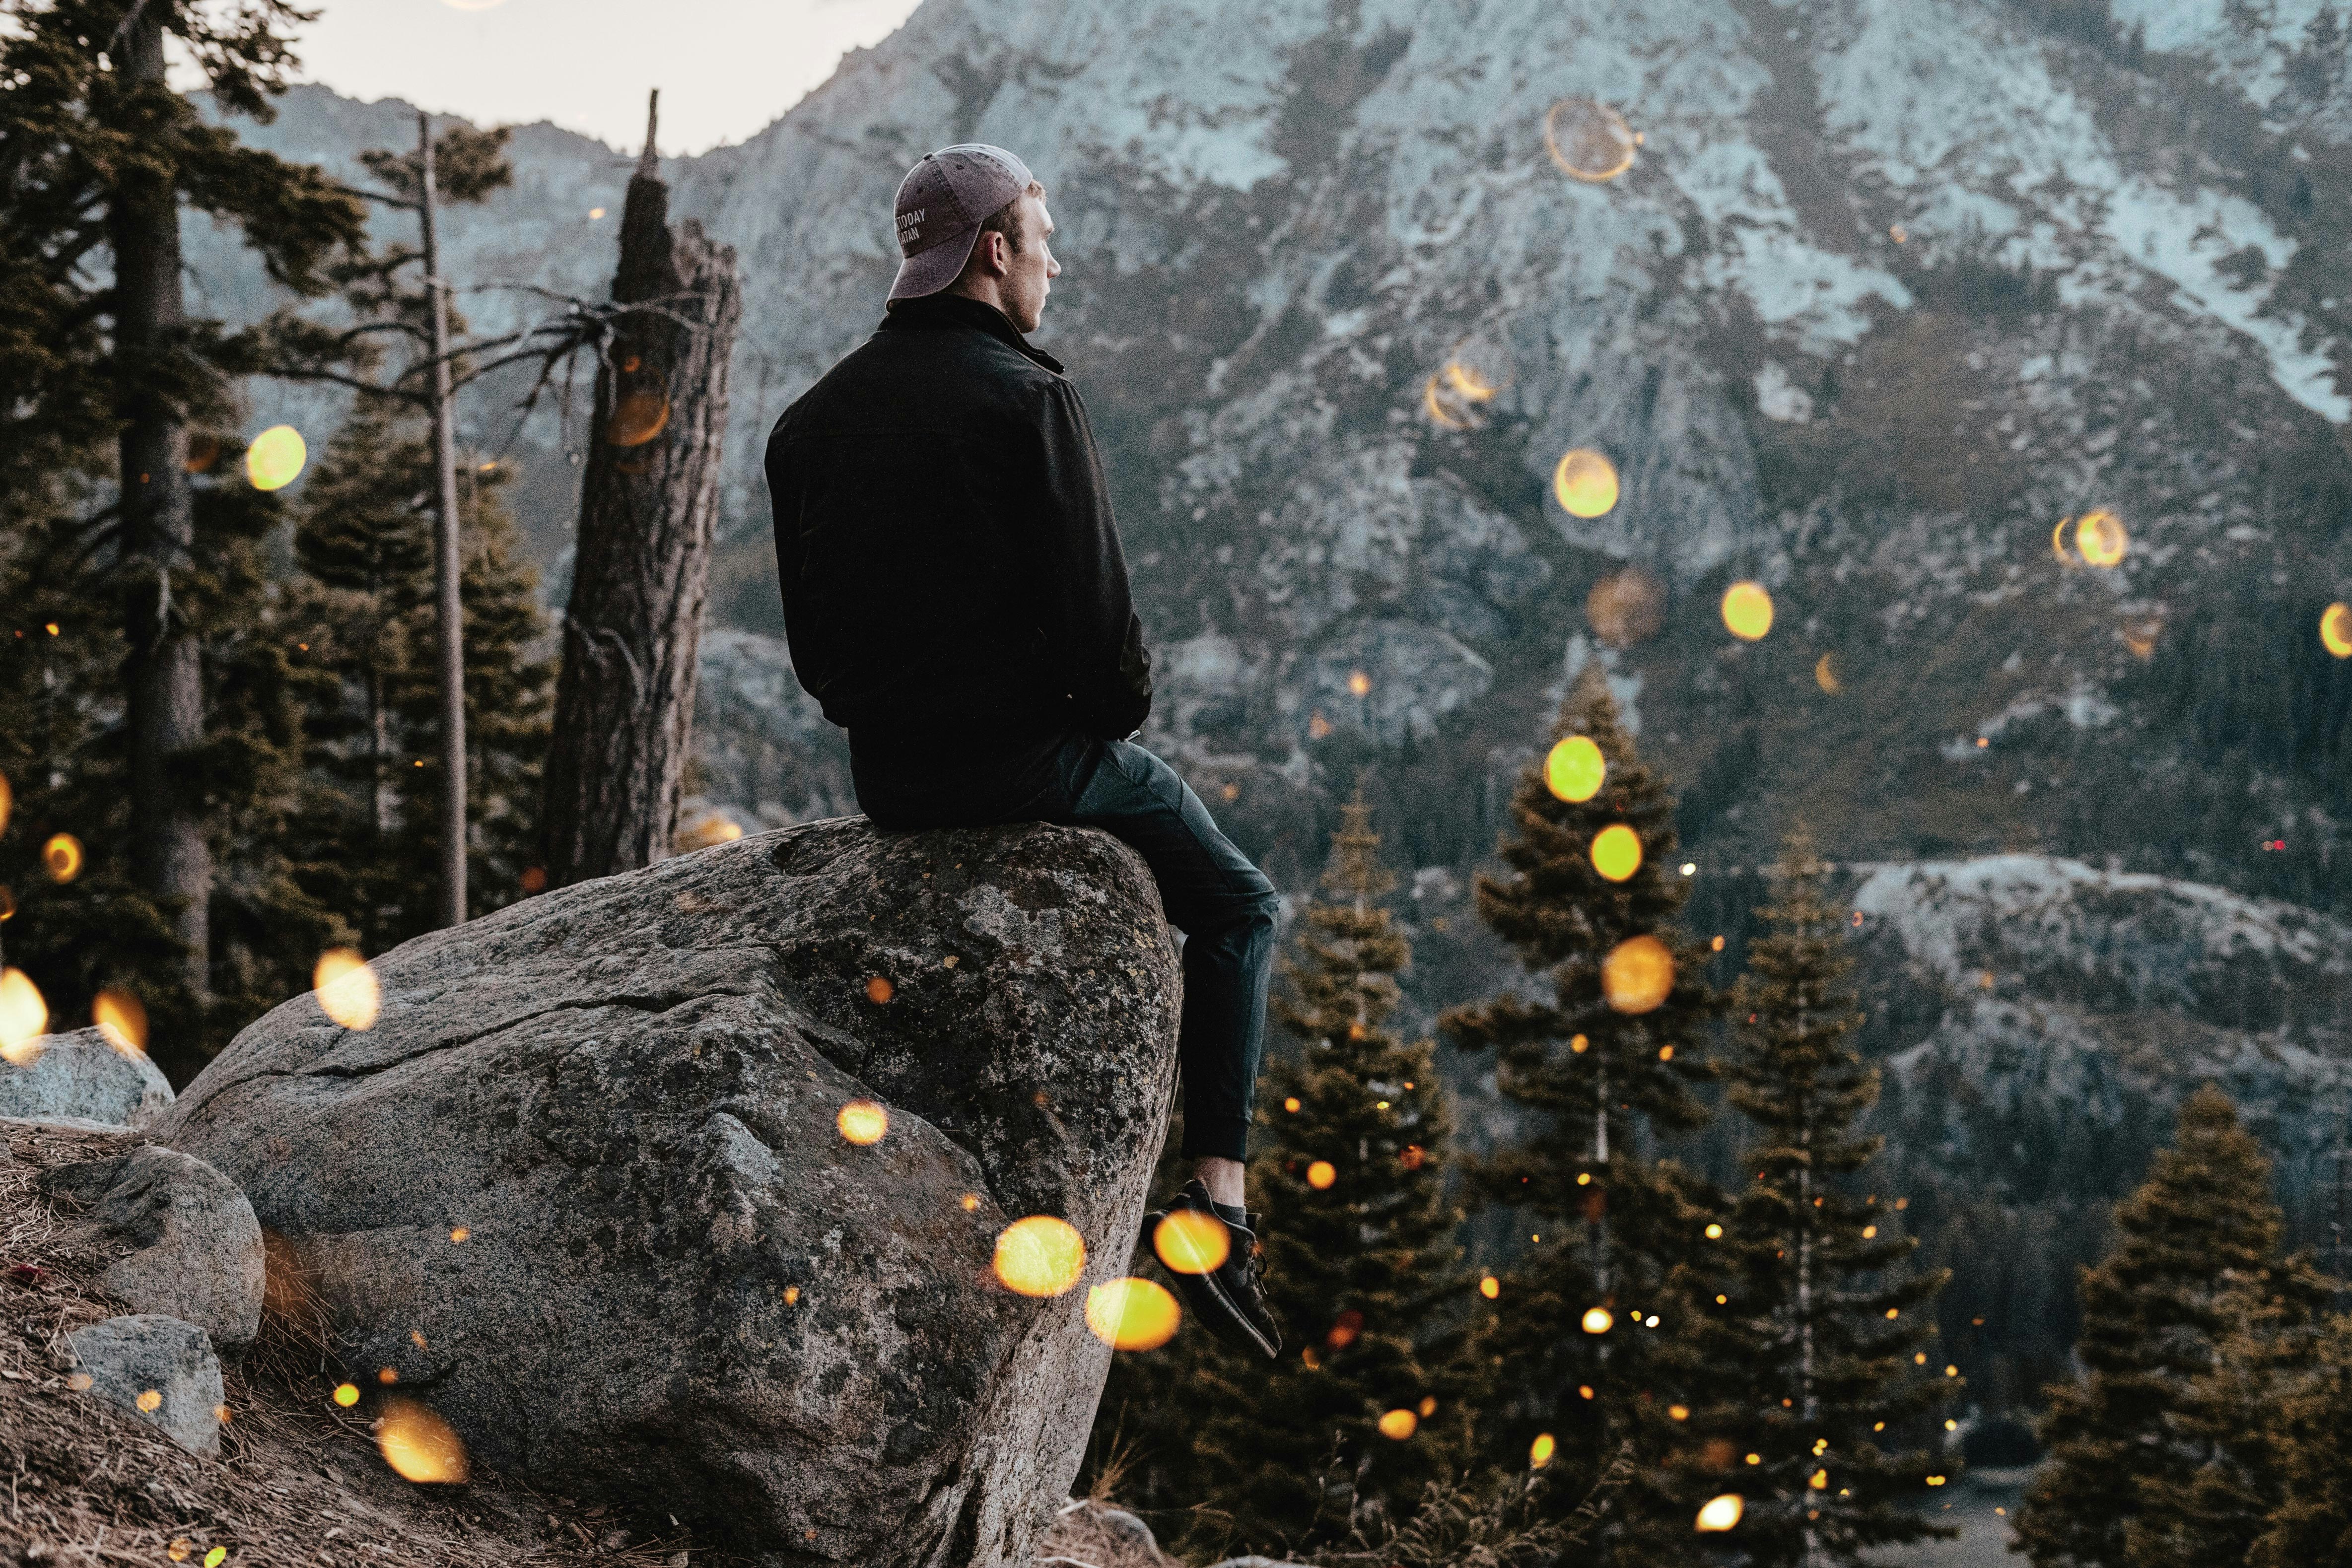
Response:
[970,229,1006,277]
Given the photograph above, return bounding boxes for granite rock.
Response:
[40,1145,266,1347]
[67,1313,223,1455]
[0,1027,174,1128]
[163,818,1182,1568]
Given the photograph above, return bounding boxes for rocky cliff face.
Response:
[161,820,1181,1568]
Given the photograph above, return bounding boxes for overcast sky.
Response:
[290,0,929,153]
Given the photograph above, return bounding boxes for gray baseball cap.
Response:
[888,144,1036,303]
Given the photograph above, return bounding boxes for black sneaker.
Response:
[1143,1178,1281,1359]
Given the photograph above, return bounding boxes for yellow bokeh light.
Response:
[333,1382,360,1408]
[1669,1403,1690,1421]
[1544,735,1605,803]
[42,833,82,884]
[1815,653,1840,693]
[1378,1408,1419,1440]
[136,1388,162,1412]
[606,392,671,448]
[1697,1494,1745,1533]
[1346,669,1372,697]
[1419,1395,1438,1418]
[1479,1275,1500,1299]
[0,968,48,1066]
[1305,1159,1337,1190]
[1705,1223,1724,1239]
[836,1099,888,1146]
[1582,1306,1614,1335]
[1811,1468,1829,1490]
[1544,98,1638,182]
[376,1396,470,1483]
[1085,1277,1180,1351]
[1722,581,1774,641]
[2075,509,2127,567]
[1590,823,1642,883]
[167,1541,191,1564]
[1152,1209,1231,1276]
[92,988,148,1057]
[2321,602,2352,659]
[1586,566,1665,648]
[1602,934,1675,1014]
[674,812,745,852]
[314,948,380,1031]
[1530,1432,1556,1468]
[1283,1095,1302,1112]
[992,1215,1087,1298]
[246,425,308,491]
[1553,448,1620,519]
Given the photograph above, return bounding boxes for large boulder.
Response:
[0,1026,174,1127]
[161,818,1181,1568]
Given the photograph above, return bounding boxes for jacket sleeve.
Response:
[1031,379,1152,739]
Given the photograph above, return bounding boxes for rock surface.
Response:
[163,818,1182,1568]
[66,1313,223,1455]
[0,1028,174,1128]
[39,1146,266,1347]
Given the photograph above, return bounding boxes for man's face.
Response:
[1001,192,1058,334]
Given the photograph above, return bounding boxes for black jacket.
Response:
[764,294,1152,764]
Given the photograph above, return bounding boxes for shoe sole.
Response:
[1145,1208,1280,1360]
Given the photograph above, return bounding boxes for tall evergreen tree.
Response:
[2125,1265,2331,1568]
[1441,666,1723,1551]
[279,413,553,950]
[2015,1087,2304,1568]
[0,437,346,1073]
[0,0,364,1043]
[1678,829,1954,1567]
[1175,795,1481,1561]
[2248,1313,2352,1568]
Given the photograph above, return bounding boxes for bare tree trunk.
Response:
[420,113,470,926]
[541,92,742,887]
[113,12,210,1033]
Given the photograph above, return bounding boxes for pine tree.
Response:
[2125,1265,2331,1568]
[1177,794,1482,1561]
[2249,1314,2352,1568]
[2015,1087,2304,1568]
[0,443,346,1073]
[1677,830,1955,1567]
[1440,666,1724,1549]
[0,1,365,1044]
[279,413,553,950]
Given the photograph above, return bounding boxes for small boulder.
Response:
[40,1146,265,1346]
[67,1313,223,1455]
[0,1027,174,1127]
[165,818,1182,1568]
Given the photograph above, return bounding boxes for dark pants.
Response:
[855,734,1278,1162]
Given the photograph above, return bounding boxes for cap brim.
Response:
[888,228,980,302]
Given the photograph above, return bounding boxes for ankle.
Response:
[1191,1155,1246,1211]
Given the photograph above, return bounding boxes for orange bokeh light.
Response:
[836,1099,888,1146]
[1085,1277,1180,1350]
[993,1215,1087,1298]
[1152,1209,1231,1275]
[1602,935,1675,1014]
[314,948,380,1031]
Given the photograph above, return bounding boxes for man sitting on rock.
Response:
[763,144,1283,1360]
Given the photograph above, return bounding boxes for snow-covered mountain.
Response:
[193,0,2352,1410]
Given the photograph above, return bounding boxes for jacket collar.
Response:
[880,292,1065,374]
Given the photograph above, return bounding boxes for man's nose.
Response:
[1046,253,1061,278]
